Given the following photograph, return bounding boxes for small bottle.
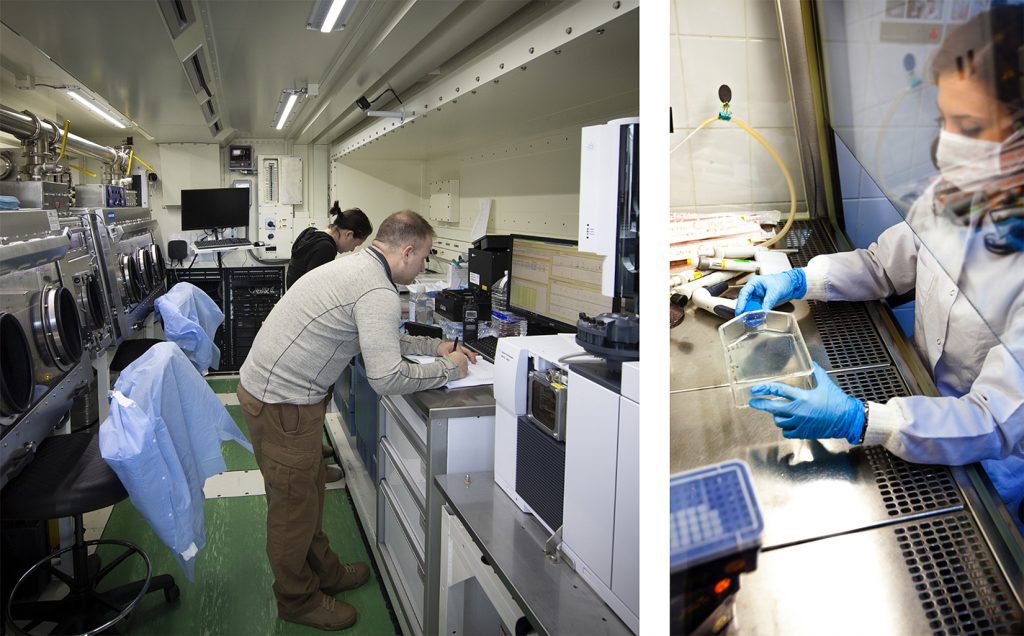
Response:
[410,289,430,324]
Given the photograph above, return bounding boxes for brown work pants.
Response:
[237,384,344,615]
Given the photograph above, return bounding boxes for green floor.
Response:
[96,376,396,635]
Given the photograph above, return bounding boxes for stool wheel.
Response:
[6,538,153,635]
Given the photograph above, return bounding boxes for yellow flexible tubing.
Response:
[132,154,154,172]
[730,117,796,248]
[671,113,797,248]
[68,164,97,177]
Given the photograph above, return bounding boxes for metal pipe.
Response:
[0,104,125,168]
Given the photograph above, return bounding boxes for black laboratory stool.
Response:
[2,428,179,634]
[108,339,164,375]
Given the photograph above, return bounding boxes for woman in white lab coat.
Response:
[736,5,1024,532]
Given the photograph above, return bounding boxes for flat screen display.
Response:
[180,187,250,231]
[508,235,614,333]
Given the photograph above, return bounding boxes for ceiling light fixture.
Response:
[273,89,308,130]
[276,94,298,130]
[307,0,357,33]
[67,90,126,128]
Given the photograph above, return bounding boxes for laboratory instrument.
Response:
[494,335,639,632]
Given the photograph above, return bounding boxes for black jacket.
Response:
[286,228,336,288]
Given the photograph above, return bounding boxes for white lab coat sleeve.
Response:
[863,335,1024,466]
[803,220,921,302]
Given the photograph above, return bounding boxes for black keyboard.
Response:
[466,336,498,362]
[195,238,252,249]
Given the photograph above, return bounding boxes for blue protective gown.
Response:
[99,342,252,578]
[155,282,224,373]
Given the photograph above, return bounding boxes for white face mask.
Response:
[935,129,1003,191]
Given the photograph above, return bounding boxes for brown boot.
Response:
[279,592,357,631]
[325,464,344,483]
[322,562,371,595]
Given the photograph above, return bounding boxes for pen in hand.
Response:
[453,337,459,353]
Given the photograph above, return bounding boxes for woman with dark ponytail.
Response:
[287,202,373,288]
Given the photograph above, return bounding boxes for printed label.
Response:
[46,209,60,230]
[469,272,480,285]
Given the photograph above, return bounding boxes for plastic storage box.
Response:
[670,461,764,633]
[719,309,814,408]
[669,460,764,573]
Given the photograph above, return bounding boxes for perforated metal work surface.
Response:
[831,365,909,403]
[865,446,963,517]
[894,513,1023,635]
[781,219,836,267]
[810,300,893,369]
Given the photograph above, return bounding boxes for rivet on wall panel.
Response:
[529,47,535,54]
[566,27,573,35]
[499,63,505,69]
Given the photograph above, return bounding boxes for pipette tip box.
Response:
[669,460,764,573]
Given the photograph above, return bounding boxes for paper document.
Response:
[446,358,495,389]
[404,355,437,364]
[470,199,492,243]
[404,355,495,389]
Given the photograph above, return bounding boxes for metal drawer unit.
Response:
[375,390,495,636]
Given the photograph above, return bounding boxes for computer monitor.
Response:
[180,187,250,231]
[508,235,614,333]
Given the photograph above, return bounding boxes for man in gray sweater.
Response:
[238,210,473,630]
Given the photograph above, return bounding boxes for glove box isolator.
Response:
[719,310,814,408]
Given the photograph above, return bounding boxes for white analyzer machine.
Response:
[493,334,639,633]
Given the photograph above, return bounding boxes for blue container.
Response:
[669,460,763,573]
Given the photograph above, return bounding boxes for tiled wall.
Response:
[670,0,807,213]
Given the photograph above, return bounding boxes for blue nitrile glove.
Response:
[734,268,807,315]
[748,363,865,444]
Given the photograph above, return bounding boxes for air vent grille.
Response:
[894,513,1023,635]
[831,366,908,403]
[865,446,961,517]
[156,0,195,38]
[781,219,836,267]
[810,300,892,369]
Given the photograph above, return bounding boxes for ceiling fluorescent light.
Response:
[275,93,299,130]
[321,0,348,32]
[308,0,356,32]
[67,91,126,128]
